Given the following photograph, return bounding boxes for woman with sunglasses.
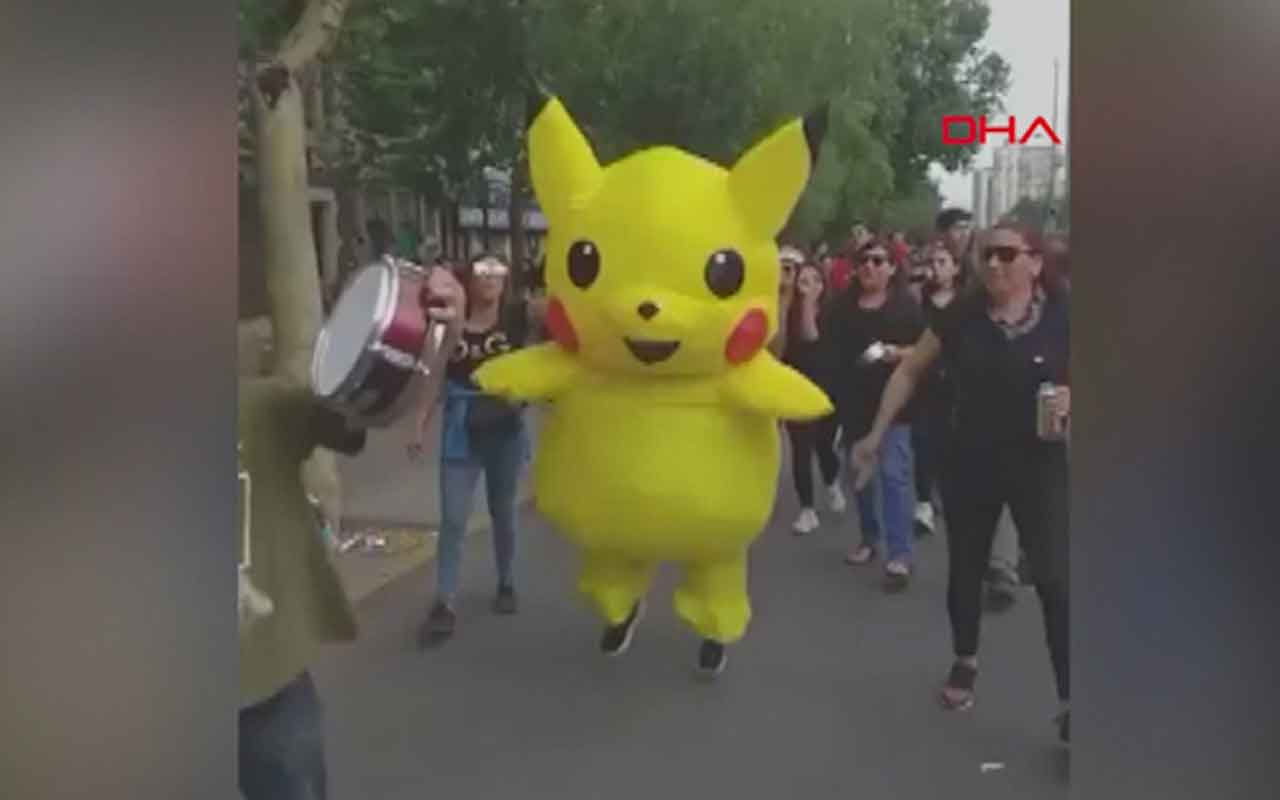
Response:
[849,223,1070,742]
[409,253,532,642]
[821,237,923,590]
[783,260,845,534]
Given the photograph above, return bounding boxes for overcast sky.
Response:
[930,0,1070,209]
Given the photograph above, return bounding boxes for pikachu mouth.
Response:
[624,337,681,365]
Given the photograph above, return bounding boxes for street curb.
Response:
[339,495,535,606]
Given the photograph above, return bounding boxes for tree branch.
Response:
[256,0,354,110]
[278,0,354,73]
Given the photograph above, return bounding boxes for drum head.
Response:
[313,264,393,397]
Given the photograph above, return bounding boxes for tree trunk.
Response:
[250,0,354,535]
[509,152,528,286]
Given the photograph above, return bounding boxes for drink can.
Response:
[1036,382,1067,441]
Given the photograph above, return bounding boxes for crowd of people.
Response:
[236,207,1071,799]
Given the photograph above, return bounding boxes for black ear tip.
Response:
[803,102,830,165]
[525,80,555,129]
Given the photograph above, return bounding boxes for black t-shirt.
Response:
[782,302,829,384]
[917,292,957,419]
[446,304,529,390]
[931,288,1069,452]
[820,289,924,438]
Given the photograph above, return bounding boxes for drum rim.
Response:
[311,260,398,400]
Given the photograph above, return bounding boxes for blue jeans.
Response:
[239,671,326,800]
[435,426,525,600]
[854,423,916,561]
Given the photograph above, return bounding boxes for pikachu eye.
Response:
[567,240,601,289]
[705,249,745,298]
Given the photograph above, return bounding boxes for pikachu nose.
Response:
[636,301,660,320]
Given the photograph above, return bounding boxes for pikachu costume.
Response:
[474,90,832,672]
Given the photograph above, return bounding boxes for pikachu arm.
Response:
[720,352,834,421]
[471,343,584,402]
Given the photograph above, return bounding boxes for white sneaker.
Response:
[914,501,936,534]
[826,484,847,514]
[792,508,820,535]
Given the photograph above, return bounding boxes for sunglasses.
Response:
[858,254,890,267]
[472,260,509,277]
[982,246,1037,264]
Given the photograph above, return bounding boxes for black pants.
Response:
[786,414,841,508]
[912,415,939,506]
[940,443,1069,701]
[913,388,951,506]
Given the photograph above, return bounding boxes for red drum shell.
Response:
[311,259,444,427]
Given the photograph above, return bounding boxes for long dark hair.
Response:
[785,261,828,339]
[925,235,968,295]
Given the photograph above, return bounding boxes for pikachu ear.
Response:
[727,103,828,236]
[526,87,604,228]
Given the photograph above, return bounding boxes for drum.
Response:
[311,256,448,427]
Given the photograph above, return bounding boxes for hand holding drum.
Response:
[311,257,467,429]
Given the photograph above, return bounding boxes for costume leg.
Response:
[674,553,751,644]
[576,550,657,625]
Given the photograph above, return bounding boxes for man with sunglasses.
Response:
[822,237,924,590]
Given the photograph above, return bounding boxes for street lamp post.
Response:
[1045,58,1062,233]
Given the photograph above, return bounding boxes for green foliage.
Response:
[238,0,1010,240]
[331,0,532,200]
[873,0,1011,189]
[875,177,943,236]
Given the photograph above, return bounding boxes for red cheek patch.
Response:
[725,308,769,364]
[545,297,579,353]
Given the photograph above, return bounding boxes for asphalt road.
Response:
[315,479,1069,800]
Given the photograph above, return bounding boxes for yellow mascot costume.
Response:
[473,89,832,677]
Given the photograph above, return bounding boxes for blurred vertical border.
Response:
[0,2,236,798]
[1072,0,1280,795]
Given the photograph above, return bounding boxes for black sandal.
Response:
[940,661,977,710]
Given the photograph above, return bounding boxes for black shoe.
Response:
[417,601,456,647]
[493,585,518,615]
[600,601,643,656]
[696,639,727,678]
[1055,708,1070,743]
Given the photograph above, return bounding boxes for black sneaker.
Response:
[417,601,457,647]
[696,639,727,678]
[600,601,644,656]
[493,585,518,615]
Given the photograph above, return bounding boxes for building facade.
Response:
[982,144,1067,224]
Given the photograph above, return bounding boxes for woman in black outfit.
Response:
[849,223,1071,742]
[783,260,845,534]
[910,240,966,535]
